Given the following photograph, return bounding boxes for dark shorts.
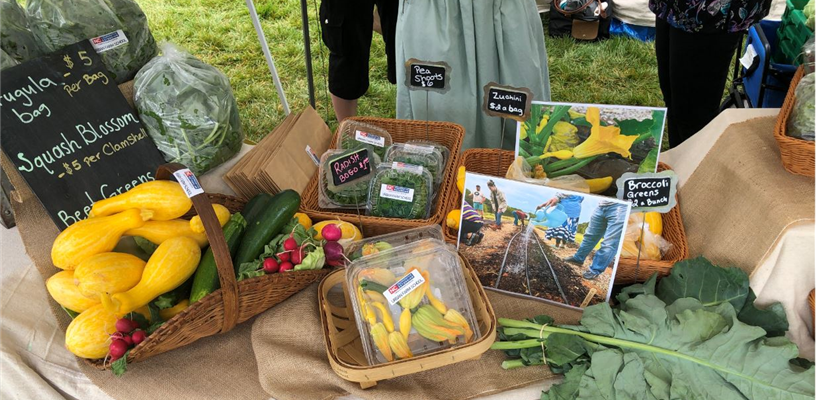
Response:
[319,0,398,100]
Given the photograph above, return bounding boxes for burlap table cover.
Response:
[252,286,581,400]
[678,117,815,275]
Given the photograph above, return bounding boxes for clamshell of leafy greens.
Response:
[337,120,393,160]
[491,257,814,400]
[0,0,42,63]
[406,139,451,170]
[134,43,244,174]
[318,148,381,209]
[26,0,157,84]
[367,163,433,219]
[384,143,445,188]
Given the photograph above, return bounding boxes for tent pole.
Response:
[300,0,316,108]
[245,0,291,115]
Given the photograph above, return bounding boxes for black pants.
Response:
[320,0,398,100]
[655,19,741,146]
[459,220,483,243]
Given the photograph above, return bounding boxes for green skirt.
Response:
[395,0,551,150]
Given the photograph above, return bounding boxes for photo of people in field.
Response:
[457,173,631,308]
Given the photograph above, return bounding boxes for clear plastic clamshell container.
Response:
[384,143,445,187]
[318,148,381,209]
[366,162,433,219]
[405,139,450,171]
[345,225,444,261]
[346,239,481,365]
[337,121,393,160]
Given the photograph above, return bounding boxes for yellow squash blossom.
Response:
[572,107,637,159]
[536,115,550,134]
[539,150,574,160]
[568,110,585,120]
[520,124,528,140]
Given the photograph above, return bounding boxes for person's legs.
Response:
[460,220,479,244]
[320,0,376,122]
[571,207,607,263]
[375,0,398,84]
[588,204,628,275]
[556,238,562,248]
[513,213,520,226]
[665,24,742,145]
[495,211,503,226]
[654,18,675,140]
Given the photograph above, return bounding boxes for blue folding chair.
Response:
[722,20,798,109]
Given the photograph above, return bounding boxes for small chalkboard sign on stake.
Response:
[0,41,166,230]
[482,82,533,122]
[328,148,371,187]
[616,170,678,279]
[405,59,451,141]
[481,82,533,175]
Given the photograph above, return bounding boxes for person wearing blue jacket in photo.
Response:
[538,194,584,249]
[564,201,628,280]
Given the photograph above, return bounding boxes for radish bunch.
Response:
[108,317,146,362]
[262,223,346,274]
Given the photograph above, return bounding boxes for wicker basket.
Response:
[440,149,689,284]
[87,164,330,369]
[774,66,814,177]
[301,117,464,231]
[809,289,815,335]
[319,255,496,389]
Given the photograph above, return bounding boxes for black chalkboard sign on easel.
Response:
[0,41,165,230]
[482,82,533,122]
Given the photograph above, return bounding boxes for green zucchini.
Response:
[242,193,274,225]
[189,213,247,303]
[233,190,301,267]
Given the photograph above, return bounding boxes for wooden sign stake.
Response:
[404,58,450,143]
[481,82,533,176]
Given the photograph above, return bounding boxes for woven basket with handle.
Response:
[318,255,496,389]
[441,149,689,284]
[87,164,330,369]
[301,117,464,232]
[774,66,814,178]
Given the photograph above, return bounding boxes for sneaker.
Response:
[565,257,583,267]
[582,270,601,280]
[475,232,484,245]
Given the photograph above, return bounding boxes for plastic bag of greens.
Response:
[1,0,42,63]
[787,72,815,141]
[134,43,244,174]
[26,0,157,83]
[1,48,19,70]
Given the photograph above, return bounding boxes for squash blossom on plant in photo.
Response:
[571,107,638,159]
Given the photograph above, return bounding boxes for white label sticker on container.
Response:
[305,145,320,166]
[89,30,129,53]
[355,130,385,147]
[403,143,434,154]
[173,168,204,198]
[391,162,423,175]
[383,269,426,305]
[379,183,414,203]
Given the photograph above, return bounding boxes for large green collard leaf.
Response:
[657,257,789,336]
[542,294,814,400]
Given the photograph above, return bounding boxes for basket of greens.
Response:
[318,148,381,209]
[367,163,433,219]
[336,120,393,159]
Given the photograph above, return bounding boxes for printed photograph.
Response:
[514,102,666,197]
[457,173,631,308]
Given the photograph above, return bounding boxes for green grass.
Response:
[137,1,663,142]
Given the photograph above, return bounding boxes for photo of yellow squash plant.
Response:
[515,102,666,196]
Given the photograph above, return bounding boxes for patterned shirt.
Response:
[462,203,483,223]
[649,0,772,33]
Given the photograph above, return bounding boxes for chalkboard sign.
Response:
[329,148,371,186]
[0,41,165,230]
[482,82,533,122]
[615,171,678,213]
[404,58,450,93]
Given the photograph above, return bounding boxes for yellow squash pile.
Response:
[47,180,208,359]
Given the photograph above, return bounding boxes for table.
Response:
[1,109,812,399]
